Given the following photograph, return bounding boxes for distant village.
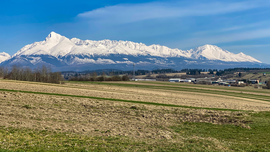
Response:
[131,68,270,89]
[134,77,264,87]
[168,77,262,87]
[62,68,270,89]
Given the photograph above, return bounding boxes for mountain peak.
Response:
[45,31,63,41]
[197,44,219,50]
[0,52,11,56]
[0,52,11,63]
[238,52,244,55]
[190,44,261,63]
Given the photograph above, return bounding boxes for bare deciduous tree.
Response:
[2,65,62,84]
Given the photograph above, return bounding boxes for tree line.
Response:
[69,72,130,81]
[0,66,62,84]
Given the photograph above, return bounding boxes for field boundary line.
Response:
[83,82,270,102]
[0,88,243,112]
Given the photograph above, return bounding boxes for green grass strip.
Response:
[138,81,270,94]
[0,88,241,112]
[77,81,270,102]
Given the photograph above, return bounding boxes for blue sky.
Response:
[1,0,270,63]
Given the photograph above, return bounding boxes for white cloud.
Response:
[206,28,270,43]
[225,44,270,49]
[171,27,270,49]
[77,0,270,24]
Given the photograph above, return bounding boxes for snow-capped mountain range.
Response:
[0,32,265,71]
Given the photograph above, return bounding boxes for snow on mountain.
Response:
[14,32,74,57]
[12,32,260,63]
[2,31,265,71]
[0,52,11,63]
[189,44,261,63]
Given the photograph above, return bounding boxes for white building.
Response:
[169,78,191,83]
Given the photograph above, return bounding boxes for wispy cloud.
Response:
[205,28,270,44]
[77,0,270,24]
[218,21,270,32]
[170,27,270,49]
[224,44,270,52]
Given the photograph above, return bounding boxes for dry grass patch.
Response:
[0,91,251,139]
[1,80,270,151]
[1,80,270,111]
